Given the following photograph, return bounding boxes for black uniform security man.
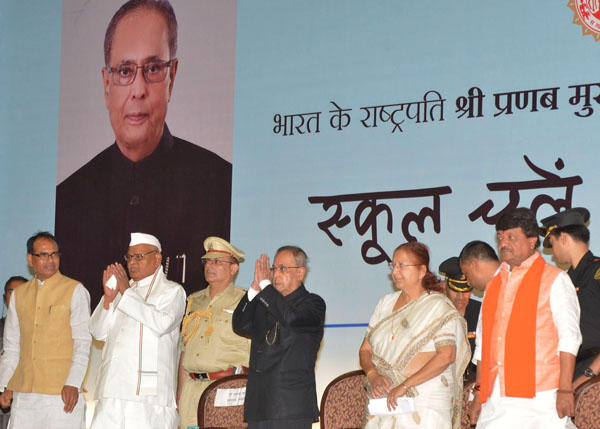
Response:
[540,207,600,389]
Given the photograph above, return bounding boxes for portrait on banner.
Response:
[55,0,237,305]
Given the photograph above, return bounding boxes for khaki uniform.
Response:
[179,283,250,427]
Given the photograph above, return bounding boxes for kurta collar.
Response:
[502,251,540,273]
[132,266,162,288]
[36,270,62,286]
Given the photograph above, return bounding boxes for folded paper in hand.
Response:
[105,274,117,290]
[368,397,414,415]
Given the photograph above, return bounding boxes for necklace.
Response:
[391,294,419,340]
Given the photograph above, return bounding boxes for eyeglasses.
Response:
[270,265,300,274]
[107,59,175,86]
[124,250,158,262]
[388,262,420,270]
[31,251,61,261]
[202,259,235,266]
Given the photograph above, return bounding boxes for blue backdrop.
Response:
[231,1,600,395]
[0,1,62,316]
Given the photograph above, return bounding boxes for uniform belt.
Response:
[190,366,248,381]
[576,346,600,363]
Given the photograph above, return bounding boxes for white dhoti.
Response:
[8,392,85,429]
[90,398,178,429]
[477,379,576,429]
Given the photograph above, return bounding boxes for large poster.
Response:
[231,1,600,397]
[55,0,237,305]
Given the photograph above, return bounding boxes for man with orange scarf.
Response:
[474,208,581,429]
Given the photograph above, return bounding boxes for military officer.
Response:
[540,207,600,388]
[177,237,250,428]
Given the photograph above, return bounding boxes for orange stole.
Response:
[480,255,545,403]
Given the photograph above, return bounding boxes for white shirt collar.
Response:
[132,266,162,288]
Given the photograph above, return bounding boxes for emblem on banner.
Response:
[568,0,600,41]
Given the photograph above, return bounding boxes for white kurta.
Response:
[0,281,91,429]
[89,267,186,429]
[474,261,581,429]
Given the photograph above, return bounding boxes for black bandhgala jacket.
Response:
[232,283,326,422]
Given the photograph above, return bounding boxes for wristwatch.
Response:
[584,368,597,378]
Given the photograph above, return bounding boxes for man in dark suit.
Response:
[55,0,231,305]
[233,246,326,429]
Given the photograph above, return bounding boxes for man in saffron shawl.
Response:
[474,208,581,429]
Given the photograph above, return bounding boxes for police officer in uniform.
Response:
[177,237,250,429]
[439,256,481,380]
[540,207,600,388]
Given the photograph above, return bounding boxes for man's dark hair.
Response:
[276,245,309,268]
[459,240,499,265]
[104,0,178,67]
[549,224,590,245]
[26,231,59,254]
[495,207,541,247]
[5,276,27,293]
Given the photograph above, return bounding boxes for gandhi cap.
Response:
[202,237,245,263]
[439,256,472,292]
[540,207,590,248]
[129,232,161,252]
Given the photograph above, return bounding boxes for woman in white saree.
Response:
[359,242,470,429]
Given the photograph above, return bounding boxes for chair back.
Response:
[574,374,600,429]
[320,370,366,429]
[198,374,248,429]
